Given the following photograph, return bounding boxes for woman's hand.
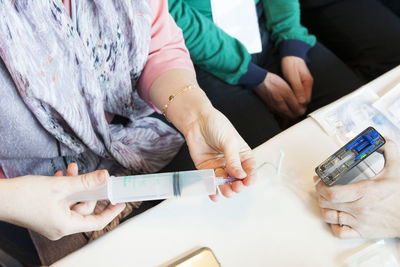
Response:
[182,107,257,201]
[0,167,125,240]
[315,140,400,239]
[148,69,257,201]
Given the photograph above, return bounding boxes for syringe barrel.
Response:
[108,169,217,204]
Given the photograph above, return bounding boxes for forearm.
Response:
[148,69,213,135]
[0,178,20,225]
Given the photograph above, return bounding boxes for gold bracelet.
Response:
[162,84,195,122]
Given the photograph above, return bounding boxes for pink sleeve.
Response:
[137,0,195,112]
[0,167,5,179]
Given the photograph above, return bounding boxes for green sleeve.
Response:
[261,0,316,47]
[168,0,252,85]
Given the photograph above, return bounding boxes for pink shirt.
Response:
[0,0,194,178]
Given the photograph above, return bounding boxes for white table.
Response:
[52,66,400,267]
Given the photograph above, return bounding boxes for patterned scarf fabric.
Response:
[0,0,184,174]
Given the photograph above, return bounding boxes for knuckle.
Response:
[93,223,105,232]
[48,233,62,241]
[321,209,330,221]
[52,225,67,240]
[353,205,366,214]
[318,197,328,208]
[276,99,286,106]
[326,191,338,202]
[80,174,92,190]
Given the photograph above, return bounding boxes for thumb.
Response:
[301,73,313,103]
[68,170,109,193]
[222,138,247,179]
[289,73,306,105]
[382,139,399,169]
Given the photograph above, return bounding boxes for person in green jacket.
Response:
[168,0,364,148]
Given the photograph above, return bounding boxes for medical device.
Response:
[315,127,385,186]
[69,169,243,204]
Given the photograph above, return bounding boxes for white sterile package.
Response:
[310,88,400,146]
[344,240,399,267]
[373,83,400,128]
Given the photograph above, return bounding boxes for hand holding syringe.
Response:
[69,163,266,204]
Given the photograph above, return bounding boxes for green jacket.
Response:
[168,0,316,86]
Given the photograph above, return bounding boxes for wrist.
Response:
[238,62,268,89]
[167,87,214,136]
[147,69,214,135]
[0,178,15,222]
[279,39,312,62]
[254,73,269,91]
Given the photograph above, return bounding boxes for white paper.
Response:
[345,240,399,267]
[373,83,400,128]
[210,0,262,54]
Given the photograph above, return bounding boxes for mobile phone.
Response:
[166,247,220,267]
[315,127,385,186]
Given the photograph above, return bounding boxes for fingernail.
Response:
[248,177,256,186]
[236,168,247,179]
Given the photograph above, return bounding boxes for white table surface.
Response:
[52,66,400,267]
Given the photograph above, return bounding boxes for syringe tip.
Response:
[214,177,241,186]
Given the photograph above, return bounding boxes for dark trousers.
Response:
[379,0,400,16]
[301,0,400,82]
[254,2,364,113]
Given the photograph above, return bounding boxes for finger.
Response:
[209,190,220,202]
[321,208,357,226]
[67,170,109,194]
[274,99,297,119]
[215,160,245,193]
[330,224,361,239]
[67,162,79,176]
[318,195,353,213]
[213,167,233,198]
[219,184,233,198]
[382,139,399,168]
[54,170,63,177]
[241,155,257,186]
[281,87,306,117]
[231,180,244,193]
[71,200,97,215]
[196,157,227,171]
[222,139,247,179]
[301,74,313,103]
[287,71,307,105]
[214,167,227,178]
[69,203,126,233]
[316,178,365,203]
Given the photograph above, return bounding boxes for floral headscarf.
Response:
[0,0,184,173]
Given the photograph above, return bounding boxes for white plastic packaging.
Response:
[344,240,399,267]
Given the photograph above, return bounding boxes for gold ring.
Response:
[338,211,343,226]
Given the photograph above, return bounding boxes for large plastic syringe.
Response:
[69,169,240,204]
